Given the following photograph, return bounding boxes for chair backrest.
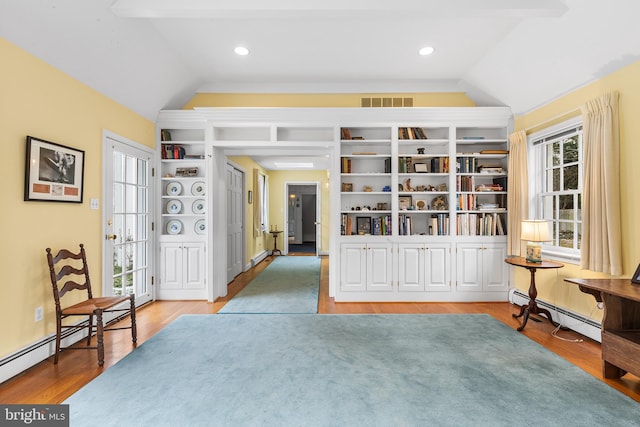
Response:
[46,244,94,313]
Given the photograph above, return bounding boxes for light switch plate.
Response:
[90,198,99,210]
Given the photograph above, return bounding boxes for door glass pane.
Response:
[113,152,125,182]
[137,158,147,186]
[125,155,136,184]
[113,183,124,214]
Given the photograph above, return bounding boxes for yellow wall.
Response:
[266,170,331,253]
[183,92,476,108]
[226,157,269,262]
[512,60,640,322]
[0,38,154,358]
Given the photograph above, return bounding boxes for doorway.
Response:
[226,163,245,283]
[285,182,320,255]
[102,131,154,306]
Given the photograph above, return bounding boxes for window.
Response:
[530,118,583,261]
[258,173,269,232]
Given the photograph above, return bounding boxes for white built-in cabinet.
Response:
[340,243,393,292]
[158,242,206,299]
[398,243,451,292]
[456,243,509,292]
[155,107,512,303]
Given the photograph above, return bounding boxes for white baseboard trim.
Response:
[508,288,602,342]
[0,309,129,384]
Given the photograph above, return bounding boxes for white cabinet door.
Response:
[367,243,393,291]
[456,245,483,291]
[398,244,424,292]
[160,242,205,291]
[482,244,508,291]
[425,244,451,292]
[184,242,206,289]
[456,243,508,292]
[341,244,367,291]
[160,243,182,289]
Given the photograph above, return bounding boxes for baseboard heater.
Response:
[509,288,602,342]
[0,310,130,384]
[249,250,269,269]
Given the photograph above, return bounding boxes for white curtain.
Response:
[507,130,528,256]
[580,91,622,275]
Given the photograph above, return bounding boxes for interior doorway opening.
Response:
[285,182,320,255]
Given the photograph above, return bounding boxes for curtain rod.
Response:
[523,107,581,134]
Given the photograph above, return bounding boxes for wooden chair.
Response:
[46,244,137,366]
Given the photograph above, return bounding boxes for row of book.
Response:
[456,156,478,173]
[398,127,428,140]
[456,212,506,236]
[341,214,392,236]
[162,144,186,160]
[398,156,449,173]
[399,214,449,236]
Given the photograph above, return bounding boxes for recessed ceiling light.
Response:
[234,46,249,56]
[418,46,435,56]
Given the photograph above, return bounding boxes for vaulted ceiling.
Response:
[1,0,639,123]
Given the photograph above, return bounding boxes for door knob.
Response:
[106,234,118,241]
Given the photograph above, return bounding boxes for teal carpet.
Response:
[218,256,320,314]
[65,314,640,426]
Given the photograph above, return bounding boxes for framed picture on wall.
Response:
[24,136,85,203]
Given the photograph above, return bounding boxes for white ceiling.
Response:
[2,0,639,169]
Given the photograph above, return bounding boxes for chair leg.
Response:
[87,313,93,346]
[95,309,104,366]
[54,315,62,364]
[129,294,137,344]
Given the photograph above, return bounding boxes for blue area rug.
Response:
[218,256,320,314]
[65,314,640,426]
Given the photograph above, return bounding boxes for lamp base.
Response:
[526,242,542,263]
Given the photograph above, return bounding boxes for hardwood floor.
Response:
[2,255,640,404]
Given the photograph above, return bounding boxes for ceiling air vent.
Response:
[361,97,414,107]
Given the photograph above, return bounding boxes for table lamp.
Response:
[521,220,551,263]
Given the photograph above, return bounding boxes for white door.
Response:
[398,244,424,292]
[367,244,393,291]
[103,132,154,305]
[226,164,244,282]
[340,244,367,291]
[425,244,451,292]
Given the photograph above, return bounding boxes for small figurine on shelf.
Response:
[403,179,413,191]
[417,148,425,154]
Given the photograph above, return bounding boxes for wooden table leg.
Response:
[512,266,560,331]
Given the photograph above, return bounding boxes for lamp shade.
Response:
[521,220,551,242]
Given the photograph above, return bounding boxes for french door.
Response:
[103,131,154,306]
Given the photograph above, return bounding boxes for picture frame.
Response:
[414,163,428,173]
[24,136,85,203]
[632,263,640,284]
[398,196,412,210]
[342,182,353,192]
[356,216,371,235]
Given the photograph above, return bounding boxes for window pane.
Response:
[559,222,574,248]
[559,195,574,220]
[547,142,560,166]
[563,165,578,190]
[577,194,582,221]
[542,195,556,220]
[553,168,560,191]
[551,221,558,246]
[563,136,579,163]
[577,222,582,249]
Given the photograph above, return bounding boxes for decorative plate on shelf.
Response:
[166,181,182,196]
[194,219,206,235]
[166,199,182,214]
[192,199,205,214]
[166,220,183,235]
[192,181,206,196]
